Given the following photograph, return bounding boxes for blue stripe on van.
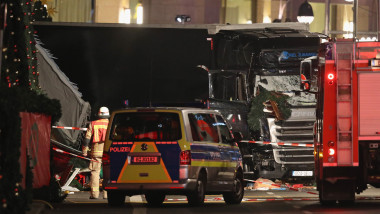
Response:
[156,143,181,181]
[229,148,242,162]
[109,144,132,181]
[190,143,222,161]
[191,143,242,163]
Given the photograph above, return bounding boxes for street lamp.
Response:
[175,15,191,24]
[297,0,314,24]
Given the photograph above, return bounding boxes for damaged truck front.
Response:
[206,26,325,183]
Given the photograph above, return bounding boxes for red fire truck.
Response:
[301,40,380,204]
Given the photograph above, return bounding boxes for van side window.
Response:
[216,115,233,144]
[188,113,219,143]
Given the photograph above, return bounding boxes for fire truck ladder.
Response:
[335,42,354,166]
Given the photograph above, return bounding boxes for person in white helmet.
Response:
[82,106,110,199]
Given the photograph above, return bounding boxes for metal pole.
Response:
[378,0,379,41]
[324,0,330,35]
[91,0,96,23]
[224,0,228,23]
[353,0,358,62]
[353,0,358,41]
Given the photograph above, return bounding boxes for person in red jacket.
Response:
[82,106,110,199]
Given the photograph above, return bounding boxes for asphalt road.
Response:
[41,186,380,214]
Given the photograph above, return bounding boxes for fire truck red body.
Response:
[312,40,380,204]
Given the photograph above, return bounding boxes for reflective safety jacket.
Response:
[85,119,109,143]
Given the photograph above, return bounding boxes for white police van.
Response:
[102,107,243,206]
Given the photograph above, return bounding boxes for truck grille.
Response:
[274,120,314,143]
[270,106,315,141]
[269,106,315,164]
[273,148,314,164]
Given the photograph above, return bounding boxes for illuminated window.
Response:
[136,3,143,24]
[119,8,131,24]
[343,21,353,38]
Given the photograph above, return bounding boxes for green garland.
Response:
[0,84,61,123]
[247,86,292,132]
[0,84,61,214]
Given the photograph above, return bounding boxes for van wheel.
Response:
[223,172,244,204]
[107,191,125,206]
[145,193,165,206]
[187,173,206,206]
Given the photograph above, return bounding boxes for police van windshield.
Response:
[110,112,181,141]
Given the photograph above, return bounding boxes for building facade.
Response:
[44,0,379,40]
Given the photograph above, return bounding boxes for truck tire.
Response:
[319,179,355,206]
[223,172,244,204]
[107,191,125,206]
[187,173,206,206]
[318,180,336,206]
[145,193,166,206]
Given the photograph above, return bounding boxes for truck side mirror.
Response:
[300,60,311,91]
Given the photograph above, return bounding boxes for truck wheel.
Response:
[145,193,165,206]
[107,191,125,206]
[187,173,206,206]
[319,179,356,206]
[319,181,336,206]
[223,172,244,204]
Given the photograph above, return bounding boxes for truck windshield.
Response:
[110,112,181,141]
[257,75,300,92]
[256,75,316,106]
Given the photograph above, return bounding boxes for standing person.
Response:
[82,106,110,199]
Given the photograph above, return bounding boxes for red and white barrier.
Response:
[240,140,314,148]
[52,147,100,163]
[52,126,87,131]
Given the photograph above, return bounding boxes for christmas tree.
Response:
[0,1,60,213]
[1,0,39,90]
[247,86,292,132]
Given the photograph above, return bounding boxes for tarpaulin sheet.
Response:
[36,44,91,149]
[20,112,51,188]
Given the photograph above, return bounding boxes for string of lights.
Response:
[1,0,40,90]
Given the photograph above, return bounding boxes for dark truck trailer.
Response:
[208,27,326,182]
[34,23,212,120]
